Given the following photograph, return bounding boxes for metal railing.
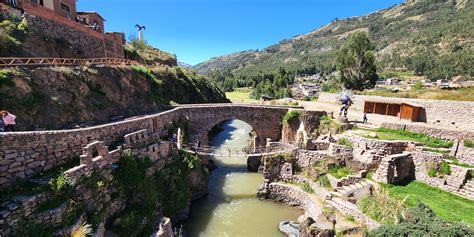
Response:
[181,143,298,157]
[0,57,140,67]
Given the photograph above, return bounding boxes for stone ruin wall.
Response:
[0,108,182,188]
[318,93,474,130]
[0,105,298,188]
[0,128,179,236]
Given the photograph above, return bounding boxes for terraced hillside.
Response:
[195,0,473,80]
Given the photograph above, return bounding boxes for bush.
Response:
[369,204,474,236]
[301,96,311,101]
[358,190,407,224]
[329,164,350,179]
[438,161,451,176]
[301,182,314,193]
[336,138,353,147]
[316,175,331,188]
[282,110,301,124]
[464,140,474,148]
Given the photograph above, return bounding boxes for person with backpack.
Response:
[2,111,16,132]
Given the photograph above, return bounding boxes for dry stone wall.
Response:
[382,123,474,141]
[0,105,300,188]
[318,93,474,130]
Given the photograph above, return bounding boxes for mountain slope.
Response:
[194,0,473,79]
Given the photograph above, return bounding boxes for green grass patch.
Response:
[424,148,450,154]
[386,182,474,225]
[329,165,350,179]
[374,128,453,148]
[282,110,301,124]
[445,156,474,168]
[358,190,406,224]
[300,182,314,193]
[336,138,353,147]
[316,175,331,188]
[464,140,474,148]
[225,87,257,103]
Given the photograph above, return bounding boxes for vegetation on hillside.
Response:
[196,0,473,94]
[369,203,474,236]
[0,13,28,56]
[358,85,474,101]
[124,38,177,67]
[336,32,378,90]
[385,182,474,225]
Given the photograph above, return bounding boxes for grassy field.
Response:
[386,182,474,225]
[358,87,474,101]
[225,87,258,103]
[354,127,453,148]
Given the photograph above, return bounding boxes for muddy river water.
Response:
[183,120,302,237]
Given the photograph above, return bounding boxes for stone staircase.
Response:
[330,179,375,203]
[444,166,468,191]
[454,179,474,200]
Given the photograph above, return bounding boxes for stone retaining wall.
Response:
[382,123,474,141]
[318,93,474,130]
[0,105,303,188]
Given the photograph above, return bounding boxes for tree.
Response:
[336,32,378,90]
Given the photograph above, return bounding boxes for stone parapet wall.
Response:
[0,105,306,188]
[318,93,474,130]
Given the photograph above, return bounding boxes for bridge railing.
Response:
[181,142,298,157]
[0,57,140,67]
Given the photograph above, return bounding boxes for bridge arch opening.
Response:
[207,119,257,152]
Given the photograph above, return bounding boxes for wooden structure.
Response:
[364,101,421,122]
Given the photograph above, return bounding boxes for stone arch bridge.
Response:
[0,104,325,188]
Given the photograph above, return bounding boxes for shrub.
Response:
[329,164,350,179]
[336,138,353,147]
[0,69,14,87]
[48,172,74,194]
[358,190,407,224]
[464,140,474,148]
[438,161,451,176]
[301,182,314,193]
[369,204,474,236]
[317,175,331,188]
[319,115,342,135]
[302,96,311,101]
[282,110,301,124]
[71,221,92,237]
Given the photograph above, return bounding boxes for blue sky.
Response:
[77,0,403,65]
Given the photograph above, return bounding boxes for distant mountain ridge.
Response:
[194,0,473,79]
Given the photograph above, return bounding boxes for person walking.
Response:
[363,113,368,124]
[2,111,16,132]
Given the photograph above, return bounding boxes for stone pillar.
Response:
[177,128,182,149]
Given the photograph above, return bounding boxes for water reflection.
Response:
[183,120,302,237]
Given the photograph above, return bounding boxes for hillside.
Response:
[194,0,473,80]
[0,65,227,130]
